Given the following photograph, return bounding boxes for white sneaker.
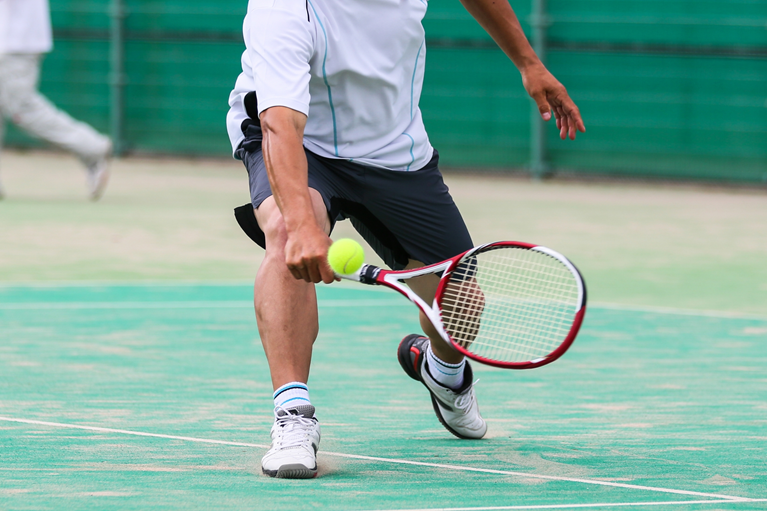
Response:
[398,334,487,439]
[85,142,112,201]
[261,405,321,478]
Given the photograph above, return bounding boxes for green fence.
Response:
[6,0,767,182]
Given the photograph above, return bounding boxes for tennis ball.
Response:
[328,238,365,275]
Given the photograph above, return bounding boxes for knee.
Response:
[259,209,289,256]
[1,93,25,119]
[1,85,36,118]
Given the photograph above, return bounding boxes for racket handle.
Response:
[336,264,381,285]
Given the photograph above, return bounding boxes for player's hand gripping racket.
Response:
[337,241,586,369]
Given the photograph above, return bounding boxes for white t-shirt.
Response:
[0,0,53,55]
[227,0,433,171]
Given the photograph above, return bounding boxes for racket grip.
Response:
[336,264,381,285]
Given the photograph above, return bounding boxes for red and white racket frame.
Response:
[339,241,587,369]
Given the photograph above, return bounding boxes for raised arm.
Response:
[260,106,335,284]
[459,0,585,140]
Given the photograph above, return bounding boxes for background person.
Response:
[0,0,112,200]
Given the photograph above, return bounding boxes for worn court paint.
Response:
[0,417,756,502]
[0,285,765,510]
[3,153,767,317]
[361,501,767,511]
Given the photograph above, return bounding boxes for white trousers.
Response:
[0,53,110,165]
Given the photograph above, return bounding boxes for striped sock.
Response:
[273,382,311,410]
[426,346,465,390]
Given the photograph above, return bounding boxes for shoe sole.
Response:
[263,463,318,479]
[397,334,480,440]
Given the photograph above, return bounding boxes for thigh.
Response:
[0,55,40,113]
[356,151,473,268]
[254,190,331,245]
[403,259,440,302]
[236,144,337,250]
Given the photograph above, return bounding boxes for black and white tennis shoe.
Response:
[398,334,487,439]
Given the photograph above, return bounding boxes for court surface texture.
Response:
[1,151,766,510]
[1,283,766,510]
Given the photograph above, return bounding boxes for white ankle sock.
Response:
[426,346,465,390]
[273,382,311,410]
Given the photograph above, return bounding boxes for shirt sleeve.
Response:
[245,3,314,117]
[226,50,256,156]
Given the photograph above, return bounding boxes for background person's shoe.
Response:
[398,334,487,439]
[85,142,112,201]
[261,405,321,479]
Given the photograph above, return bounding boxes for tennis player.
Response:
[0,0,112,200]
[227,0,584,479]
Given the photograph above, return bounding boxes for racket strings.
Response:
[439,247,580,363]
[466,259,577,360]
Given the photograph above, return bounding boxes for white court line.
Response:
[1,279,765,320]
[0,280,370,290]
[1,295,765,321]
[1,300,765,322]
[0,280,253,288]
[590,303,767,322]
[358,499,767,511]
[0,417,756,503]
[0,280,386,288]
[0,299,406,310]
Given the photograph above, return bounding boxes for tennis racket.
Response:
[337,241,586,369]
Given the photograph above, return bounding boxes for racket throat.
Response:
[340,262,453,346]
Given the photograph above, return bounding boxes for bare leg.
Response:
[254,190,331,390]
[404,259,464,364]
[0,54,110,164]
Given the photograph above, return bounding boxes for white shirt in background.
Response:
[0,0,54,55]
[227,0,433,172]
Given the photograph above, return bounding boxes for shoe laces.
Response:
[273,407,316,449]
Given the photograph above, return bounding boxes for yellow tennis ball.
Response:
[328,238,365,275]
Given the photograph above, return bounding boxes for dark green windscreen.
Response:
[5,0,766,182]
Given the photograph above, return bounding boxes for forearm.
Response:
[461,0,585,138]
[459,0,541,71]
[260,107,314,234]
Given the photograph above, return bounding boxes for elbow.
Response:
[259,108,280,136]
[260,106,306,139]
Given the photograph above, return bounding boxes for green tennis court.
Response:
[1,152,766,509]
[1,283,766,509]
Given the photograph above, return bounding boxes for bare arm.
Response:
[260,106,334,284]
[459,0,585,140]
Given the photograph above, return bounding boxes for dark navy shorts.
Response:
[233,127,473,271]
